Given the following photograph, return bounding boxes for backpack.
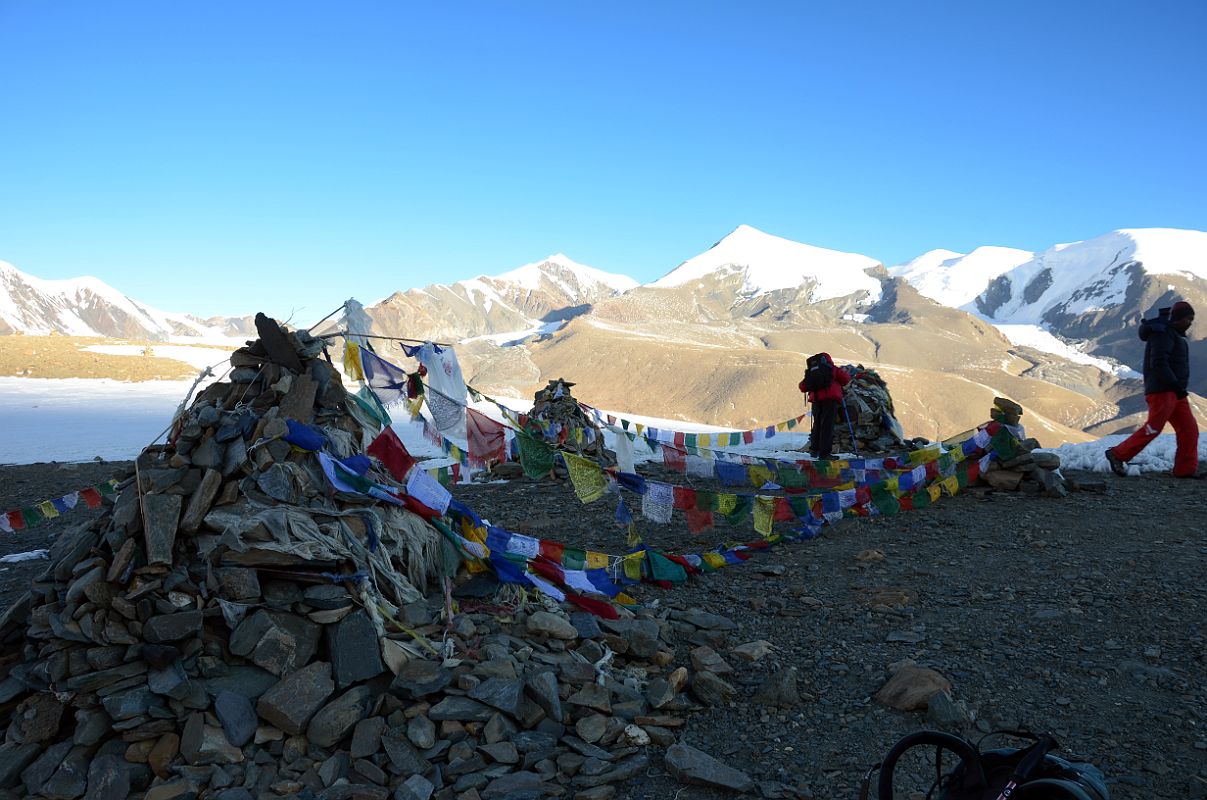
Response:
[804,354,833,392]
[1138,307,1171,342]
[863,730,1109,800]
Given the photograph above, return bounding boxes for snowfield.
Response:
[1,377,1200,478]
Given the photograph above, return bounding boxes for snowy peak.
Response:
[368,253,638,343]
[973,228,1207,324]
[889,245,1034,308]
[0,259,235,340]
[651,224,883,303]
[493,253,639,294]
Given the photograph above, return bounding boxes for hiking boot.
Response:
[1105,448,1129,477]
[1174,467,1207,480]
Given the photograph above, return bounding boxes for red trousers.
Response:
[1112,391,1200,476]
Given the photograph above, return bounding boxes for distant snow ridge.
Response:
[494,253,639,294]
[889,246,1033,307]
[0,259,229,339]
[972,229,1207,323]
[652,225,883,303]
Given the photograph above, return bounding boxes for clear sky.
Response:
[2,0,1205,322]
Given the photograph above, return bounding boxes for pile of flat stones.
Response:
[832,366,908,455]
[527,380,607,463]
[0,316,759,800]
[976,397,1102,497]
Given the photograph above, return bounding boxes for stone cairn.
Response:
[0,316,760,800]
[974,398,1102,497]
[831,365,909,454]
[527,380,606,461]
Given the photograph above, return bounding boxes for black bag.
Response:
[863,730,1109,800]
[804,353,833,392]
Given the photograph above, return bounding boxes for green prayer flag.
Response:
[97,481,116,496]
[647,551,687,584]
[516,430,556,479]
[562,548,587,571]
[722,496,752,526]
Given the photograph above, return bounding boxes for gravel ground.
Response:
[2,460,1204,799]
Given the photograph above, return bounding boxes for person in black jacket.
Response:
[1106,301,1200,478]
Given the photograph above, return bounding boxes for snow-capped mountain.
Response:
[652,224,883,303]
[363,254,637,342]
[889,246,1033,308]
[0,260,236,340]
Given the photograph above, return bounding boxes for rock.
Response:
[926,690,971,730]
[620,724,650,746]
[215,690,258,747]
[689,671,735,707]
[10,693,66,743]
[394,774,435,800]
[83,754,130,800]
[229,609,320,676]
[482,771,546,799]
[143,492,183,565]
[468,677,525,717]
[215,568,261,601]
[308,686,371,748]
[751,668,801,707]
[664,743,755,793]
[674,609,738,630]
[350,716,386,758]
[406,714,436,750]
[575,714,608,744]
[567,683,611,713]
[20,740,72,796]
[526,670,564,723]
[689,645,733,675]
[181,712,245,765]
[382,734,430,777]
[148,733,180,778]
[569,612,602,639]
[41,744,91,798]
[618,619,661,659]
[527,611,578,640]
[874,664,952,711]
[1032,451,1061,469]
[983,469,1023,491]
[181,468,223,533]
[143,610,203,643]
[479,741,519,765]
[256,661,335,735]
[730,640,774,662]
[327,610,386,689]
[144,779,196,800]
[390,660,452,699]
[428,696,495,722]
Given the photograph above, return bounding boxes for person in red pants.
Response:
[1106,301,1201,478]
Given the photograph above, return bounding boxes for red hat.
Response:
[1171,301,1195,322]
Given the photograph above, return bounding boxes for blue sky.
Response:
[2,1,1205,322]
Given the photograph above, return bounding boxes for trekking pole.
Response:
[840,395,859,457]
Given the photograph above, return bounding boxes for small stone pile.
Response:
[0,317,757,800]
[833,365,908,454]
[527,380,607,462]
[975,398,1095,497]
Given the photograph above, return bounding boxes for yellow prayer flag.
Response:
[585,551,609,570]
[716,494,737,516]
[928,484,942,502]
[753,496,775,537]
[909,446,941,465]
[563,452,609,504]
[699,434,711,448]
[344,341,365,382]
[623,552,645,582]
[702,552,727,569]
[748,465,774,488]
[635,424,645,436]
[942,475,960,495]
[39,501,59,519]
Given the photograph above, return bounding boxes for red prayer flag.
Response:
[685,507,714,534]
[367,426,416,482]
[466,409,507,466]
[5,511,24,531]
[79,487,103,509]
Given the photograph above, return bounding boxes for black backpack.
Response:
[1138,307,1171,342]
[804,353,833,392]
[863,730,1109,800]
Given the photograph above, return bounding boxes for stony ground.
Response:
[2,459,1204,799]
